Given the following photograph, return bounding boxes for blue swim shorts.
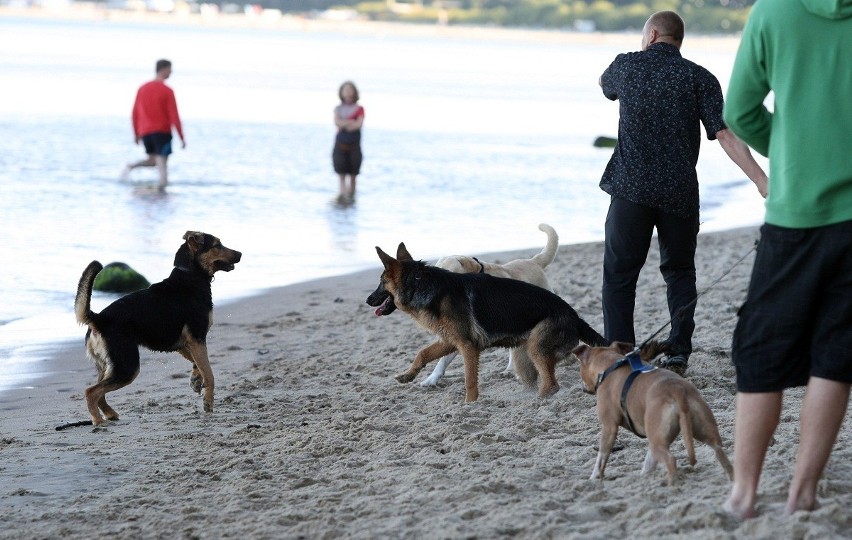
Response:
[142,132,173,157]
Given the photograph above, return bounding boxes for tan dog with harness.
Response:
[573,341,733,485]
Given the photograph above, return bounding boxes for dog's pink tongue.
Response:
[375,297,390,316]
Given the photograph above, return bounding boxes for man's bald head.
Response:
[642,11,685,50]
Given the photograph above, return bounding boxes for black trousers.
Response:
[602,197,699,356]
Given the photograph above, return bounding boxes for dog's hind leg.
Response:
[502,350,515,377]
[420,352,457,387]
[84,335,139,424]
[87,375,137,424]
[526,346,560,398]
[510,347,539,389]
[396,340,456,384]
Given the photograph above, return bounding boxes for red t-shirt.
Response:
[132,80,184,140]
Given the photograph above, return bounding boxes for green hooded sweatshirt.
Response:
[725,0,852,228]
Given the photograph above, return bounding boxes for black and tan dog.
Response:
[366,243,607,402]
[74,231,241,425]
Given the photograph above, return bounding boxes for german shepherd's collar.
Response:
[366,242,607,402]
[74,231,241,426]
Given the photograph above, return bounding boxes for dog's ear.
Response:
[612,341,634,355]
[571,344,590,361]
[376,246,398,270]
[396,242,414,262]
[183,231,205,251]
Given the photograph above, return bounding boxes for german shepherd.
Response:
[366,243,607,402]
[74,231,241,425]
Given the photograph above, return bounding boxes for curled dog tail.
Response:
[75,261,103,326]
[676,390,698,467]
[530,223,559,269]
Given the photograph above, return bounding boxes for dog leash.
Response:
[636,239,759,351]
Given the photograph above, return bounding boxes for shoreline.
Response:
[0,4,743,50]
[3,225,851,537]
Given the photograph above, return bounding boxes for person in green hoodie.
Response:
[723,0,852,520]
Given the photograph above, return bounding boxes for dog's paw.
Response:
[395,372,416,384]
[419,376,441,387]
[203,401,213,413]
[190,375,203,394]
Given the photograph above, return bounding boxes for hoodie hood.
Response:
[801,0,852,19]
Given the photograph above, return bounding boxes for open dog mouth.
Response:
[375,296,395,316]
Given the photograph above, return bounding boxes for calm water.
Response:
[0,15,766,392]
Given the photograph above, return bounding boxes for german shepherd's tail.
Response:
[578,317,608,347]
[530,223,559,269]
[75,261,103,326]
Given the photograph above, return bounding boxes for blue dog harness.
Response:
[594,350,658,438]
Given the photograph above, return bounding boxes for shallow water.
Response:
[0,16,766,392]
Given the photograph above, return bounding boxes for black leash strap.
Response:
[637,239,758,350]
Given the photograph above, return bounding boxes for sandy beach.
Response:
[1,226,850,538]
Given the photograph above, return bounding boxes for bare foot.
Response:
[785,496,820,515]
[723,497,757,520]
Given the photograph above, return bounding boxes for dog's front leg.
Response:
[179,350,203,394]
[396,340,456,384]
[183,339,215,413]
[591,423,618,480]
[459,346,481,403]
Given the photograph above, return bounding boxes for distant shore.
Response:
[1,4,742,50]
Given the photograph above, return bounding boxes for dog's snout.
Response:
[232,250,242,263]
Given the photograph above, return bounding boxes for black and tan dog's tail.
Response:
[75,261,103,326]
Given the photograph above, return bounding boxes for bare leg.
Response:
[348,174,357,197]
[724,391,782,519]
[155,155,168,191]
[338,174,347,197]
[128,154,157,170]
[786,377,850,514]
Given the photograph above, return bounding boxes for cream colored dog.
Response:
[573,341,733,486]
[419,223,559,387]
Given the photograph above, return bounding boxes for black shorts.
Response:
[732,220,852,392]
[332,142,362,175]
[142,132,173,157]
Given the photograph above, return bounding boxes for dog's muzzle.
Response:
[366,290,396,316]
[216,251,242,272]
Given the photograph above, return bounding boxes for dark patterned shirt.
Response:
[599,42,726,219]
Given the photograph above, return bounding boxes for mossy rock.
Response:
[593,136,618,148]
[93,262,150,293]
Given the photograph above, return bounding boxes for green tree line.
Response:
[256,0,755,33]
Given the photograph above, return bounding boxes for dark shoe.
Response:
[656,354,688,376]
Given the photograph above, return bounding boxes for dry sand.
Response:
[1,226,850,539]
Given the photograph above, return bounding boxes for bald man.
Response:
[597,11,766,374]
